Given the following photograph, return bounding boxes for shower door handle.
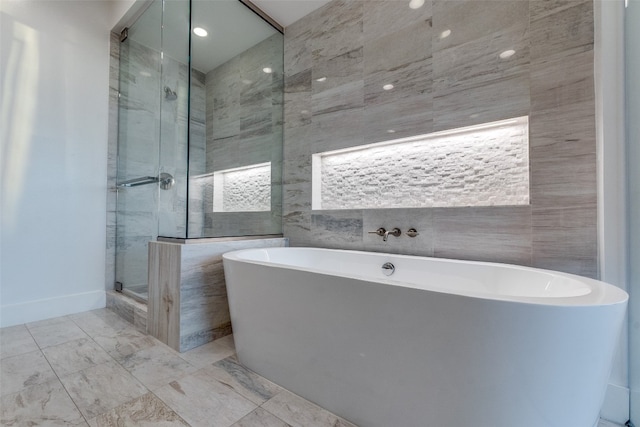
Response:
[117,173,175,190]
[117,176,159,187]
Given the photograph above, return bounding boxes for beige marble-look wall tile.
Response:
[59,361,148,419]
[89,392,189,427]
[1,379,87,426]
[154,368,257,427]
[0,324,38,360]
[432,206,533,265]
[0,350,58,397]
[532,205,597,278]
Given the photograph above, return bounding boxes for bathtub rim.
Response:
[223,247,629,307]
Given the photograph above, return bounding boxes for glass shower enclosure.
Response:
[115,0,283,302]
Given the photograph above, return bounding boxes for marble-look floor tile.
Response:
[0,379,87,426]
[204,356,283,405]
[0,349,57,396]
[88,392,189,427]
[28,317,89,349]
[92,327,158,359]
[262,390,356,427]
[59,360,148,419]
[231,408,290,427]
[154,368,257,427]
[179,336,236,368]
[117,343,198,390]
[0,324,38,359]
[43,337,113,377]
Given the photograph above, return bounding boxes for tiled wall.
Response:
[283,0,597,277]
[147,237,288,352]
[191,34,284,238]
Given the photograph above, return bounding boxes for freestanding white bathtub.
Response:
[223,247,628,427]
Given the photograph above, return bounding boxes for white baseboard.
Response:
[0,290,106,327]
[600,383,630,425]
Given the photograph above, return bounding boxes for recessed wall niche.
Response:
[312,117,529,210]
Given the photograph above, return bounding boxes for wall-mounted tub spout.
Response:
[383,228,401,242]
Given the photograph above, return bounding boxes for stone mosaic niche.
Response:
[313,116,529,210]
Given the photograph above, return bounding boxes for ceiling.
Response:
[127,0,329,74]
[251,0,331,27]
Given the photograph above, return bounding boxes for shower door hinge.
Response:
[119,27,129,43]
[115,281,123,292]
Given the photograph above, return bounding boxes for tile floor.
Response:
[0,309,355,426]
[0,308,626,427]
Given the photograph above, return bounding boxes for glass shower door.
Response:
[115,0,189,301]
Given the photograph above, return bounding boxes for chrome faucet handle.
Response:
[368,228,386,237]
[406,228,419,238]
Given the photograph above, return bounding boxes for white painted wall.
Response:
[0,0,131,327]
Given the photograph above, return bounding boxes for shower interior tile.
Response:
[153,368,257,427]
[0,324,38,360]
[59,360,148,419]
[88,392,189,427]
[0,379,86,426]
[0,350,57,397]
[261,390,357,427]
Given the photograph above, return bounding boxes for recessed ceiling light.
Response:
[409,0,425,9]
[193,27,208,37]
[499,49,516,59]
[263,67,273,74]
[383,84,394,91]
[316,77,327,82]
[440,29,451,39]
[387,129,396,133]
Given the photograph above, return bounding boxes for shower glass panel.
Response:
[115,0,190,301]
[188,0,283,238]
